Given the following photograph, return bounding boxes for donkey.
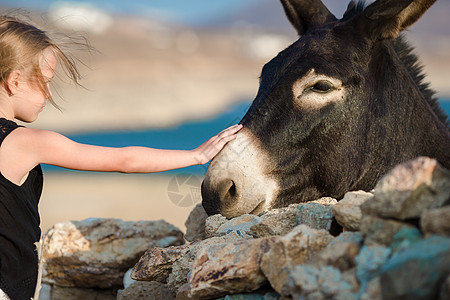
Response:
[201,0,450,218]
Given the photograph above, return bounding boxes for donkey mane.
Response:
[344,1,449,128]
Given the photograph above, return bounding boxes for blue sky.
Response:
[0,0,262,24]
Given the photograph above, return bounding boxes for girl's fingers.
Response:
[218,124,243,137]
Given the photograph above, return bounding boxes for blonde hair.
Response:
[0,15,82,108]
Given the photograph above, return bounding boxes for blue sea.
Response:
[43,99,450,175]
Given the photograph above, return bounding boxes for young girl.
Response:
[0,16,242,300]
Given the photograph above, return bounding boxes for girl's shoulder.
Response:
[0,117,20,134]
[0,122,55,153]
[0,118,21,146]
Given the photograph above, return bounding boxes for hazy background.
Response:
[0,0,448,233]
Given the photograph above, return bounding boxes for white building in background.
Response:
[48,2,113,34]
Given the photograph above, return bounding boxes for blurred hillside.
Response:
[1,0,449,133]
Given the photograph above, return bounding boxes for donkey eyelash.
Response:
[304,80,335,94]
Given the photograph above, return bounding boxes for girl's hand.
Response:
[193,124,243,165]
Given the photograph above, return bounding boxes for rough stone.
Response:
[167,253,193,293]
[289,264,357,300]
[258,204,298,219]
[131,244,189,282]
[38,284,52,300]
[189,237,277,299]
[297,202,335,231]
[132,231,251,286]
[360,277,382,300]
[204,214,228,238]
[215,290,281,299]
[379,235,450,300]
[310,197,338,206]
[250,204,298,237]
[49,285,116,300]
[184,203,208,242]
[176,283,192,300]
[332,191,373,231]
[117,281,175,300]
[439,274,450,300]
[355,245,391,288]
[359,215,415,246]
[123,268,136,289]
[312,241,361,271]
[420,206,450,237]
[361,157,450,220]
[328,231,363,246]
[42,218,184,289]
[168,232,253,293]
[341,269,360,294]
[389,227,422,254]
[214,214,263,237]
[260,225,334,296]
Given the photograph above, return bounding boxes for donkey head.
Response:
[202,0,448,218]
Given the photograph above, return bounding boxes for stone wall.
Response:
[39,157,450,299]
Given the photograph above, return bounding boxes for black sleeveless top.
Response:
[0,118,43,300]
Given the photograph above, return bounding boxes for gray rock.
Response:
[389,227,422,254]
[123,268,136,289]
[355,245,391,287]
[38,284,52,300]
[132,231,251,285]
[184,203,208,242]
[49,285,116,300]
[421,206,450,237]
[131,244,189,282]
[379,235,450,300]
[289,264,357,300]
[42,218,184,289]
[175,283,192,300]
[260,225,334,296]
[257,204,299,219]
[214,214,263,237]
[361,157,450,220]
[204,214,228,238]
[359,215,415,246]
[117,281,175,300]
[332,191,373,231]
[168,258,193,296]
[439,274,450,300]
[189,237,277,299]
[297,202,335,232]
[360,277,382,300]
[252,199,336,238]
[168,232,253,294]
[328,231,363,247]
[214,290,281,300]
[341,269,360,295]
[312,241,361,271]
[251,204,299,237]
[309,197,338,206]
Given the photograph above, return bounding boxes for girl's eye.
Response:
[305,80,334,93]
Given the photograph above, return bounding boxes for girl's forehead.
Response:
[40,47,57,76]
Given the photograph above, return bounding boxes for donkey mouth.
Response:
[249,200,266,215]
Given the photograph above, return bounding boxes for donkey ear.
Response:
[361,0,436,39]
[280,0,336,35]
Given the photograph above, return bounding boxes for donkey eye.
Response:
[306,80,334,93]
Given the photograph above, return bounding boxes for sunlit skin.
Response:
[0,46,242,186]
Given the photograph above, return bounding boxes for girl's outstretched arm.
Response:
[0,124,242,184]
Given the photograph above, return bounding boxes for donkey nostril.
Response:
[226,181,237,199]
[201,178,240,216]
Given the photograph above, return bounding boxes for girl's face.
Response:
[13,47,57,123]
